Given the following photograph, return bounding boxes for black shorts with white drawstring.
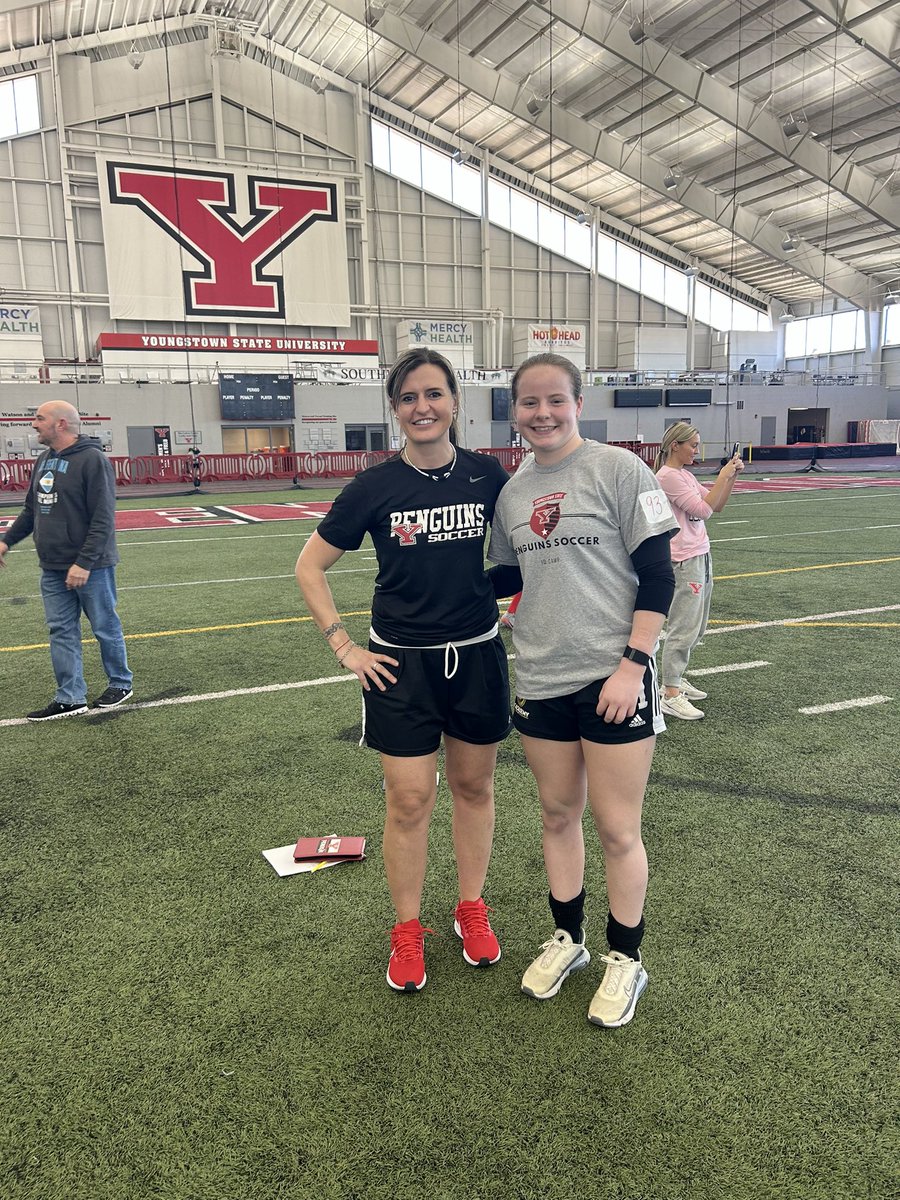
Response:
[362,633,512,757]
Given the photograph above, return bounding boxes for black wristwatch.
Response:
[622,645,651,667]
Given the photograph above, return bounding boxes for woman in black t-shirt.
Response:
[296,348,513,994]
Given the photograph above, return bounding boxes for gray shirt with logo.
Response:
[488,440,677,698]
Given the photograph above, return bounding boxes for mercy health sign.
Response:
[99,158,350,326]
[1,304,42,363]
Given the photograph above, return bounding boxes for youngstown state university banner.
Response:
[99,157,351,326]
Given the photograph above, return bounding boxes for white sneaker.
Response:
[588,952,648,1028]
[680,680,708,701]
[521,929,590,1000]
[661,692,705,720]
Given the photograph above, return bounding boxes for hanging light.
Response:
[126,42,145,70]
[884,292,899,307]
[663,167,682,191]
[683,260,700,278]
[628,17,647,44]
[451,148,469,165]
[576,210,590,225]
[781,231,801,252]
[782,113,806,138]
[312,76,328,94]
[526,94,549,117]
[778,309,795,323]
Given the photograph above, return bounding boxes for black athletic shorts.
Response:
[512,662,664,745]
[363,634,513,757]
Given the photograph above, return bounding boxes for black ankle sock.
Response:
[549,888,586,944]
[606,911,644,960]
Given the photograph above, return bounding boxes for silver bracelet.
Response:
[336,642,357,666]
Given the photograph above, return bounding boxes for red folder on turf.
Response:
[292,835,366,863]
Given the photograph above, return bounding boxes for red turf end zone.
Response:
[111,502,333,531]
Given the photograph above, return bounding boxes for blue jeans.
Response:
[40,566,133,704]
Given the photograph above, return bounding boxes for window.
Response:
[884,304,900,347]
[369,117,769,333]
[0,75,40,140]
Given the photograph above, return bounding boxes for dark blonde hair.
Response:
[654,422,700,471]
[386,348,461,445]
[511,352,583,405]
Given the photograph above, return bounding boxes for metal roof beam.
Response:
[799,0,899,72]
[324,0,873,307]
[547,0,900,232]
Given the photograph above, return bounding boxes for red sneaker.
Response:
[387,918,432,992]
[453,898,501,967]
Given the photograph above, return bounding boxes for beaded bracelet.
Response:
[336,642,357,666]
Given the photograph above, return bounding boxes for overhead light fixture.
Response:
[364,2,385,28]
[311,76,328,94]
[451,148,469,165]
[126,42,144,70]
[781,231,801,252]
[628,17,647,44]
[663,167,682,191]
[782,113,806,138]
[778,309,795,323]
[884,291,898,306]
[526,94,549,118]
[576,210,590,225]
[683,261,700,278]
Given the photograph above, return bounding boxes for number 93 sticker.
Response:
[638,489,674,523]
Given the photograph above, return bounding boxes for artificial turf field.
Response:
[1,473,898,1200]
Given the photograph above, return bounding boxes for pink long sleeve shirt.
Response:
[656,465,713,563]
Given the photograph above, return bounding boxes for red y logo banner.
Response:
[106,163,337,320]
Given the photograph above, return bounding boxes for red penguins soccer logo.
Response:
[530,492,566,538]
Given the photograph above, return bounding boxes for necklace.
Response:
[401,444,457,481]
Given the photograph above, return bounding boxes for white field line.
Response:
[712,522,900,544]
[727,491,900,510]
[703,603,900,637]
[716,520,749,525]
[7,562,377,600]
[799,696,893,715]
[687,661,770,676]
[0,675,359,728]
[0,653,520,728]
[0,606,894,730]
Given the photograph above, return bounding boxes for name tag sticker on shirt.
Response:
[638,489,674,523]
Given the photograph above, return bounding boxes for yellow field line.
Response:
[0,609,373,654]
[2,556,899,653]
[716,555,900,580]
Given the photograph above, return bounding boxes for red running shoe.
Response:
[453,898,501,967]
[387,918,432,992]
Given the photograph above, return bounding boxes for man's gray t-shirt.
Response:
[488,441,677,698]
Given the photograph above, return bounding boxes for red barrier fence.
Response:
[0,443,660,493]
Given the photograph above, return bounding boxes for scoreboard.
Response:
[219,374,295,420]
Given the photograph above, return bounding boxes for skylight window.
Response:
[0,75,40,140]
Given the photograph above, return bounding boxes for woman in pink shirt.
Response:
[654,423,743,720]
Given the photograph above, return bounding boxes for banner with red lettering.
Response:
[98,157,350,327]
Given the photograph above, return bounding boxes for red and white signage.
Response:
[99,158,351,327]
[96,334,378,356]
